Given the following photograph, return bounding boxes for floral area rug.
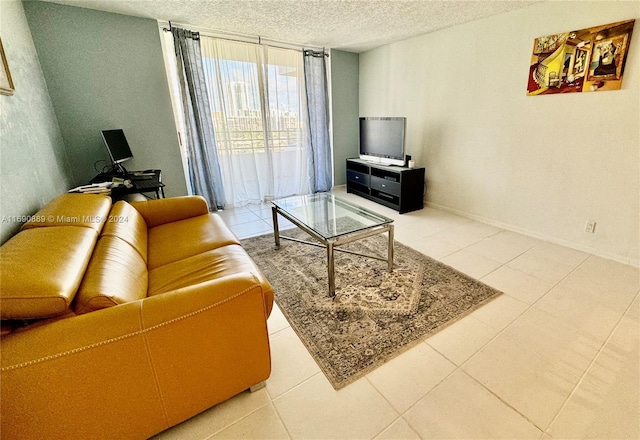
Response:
[241,229,502,390]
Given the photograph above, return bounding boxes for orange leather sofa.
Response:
[0,194,274,439]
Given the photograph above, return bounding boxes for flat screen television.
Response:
[101,129,133,174]
[359,117,406,166]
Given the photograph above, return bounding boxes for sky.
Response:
[203,57,302,115]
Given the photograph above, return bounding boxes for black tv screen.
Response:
[359,117,406,166]
[101,129,133,164]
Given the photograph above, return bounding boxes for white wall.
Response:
[360,1,639,265]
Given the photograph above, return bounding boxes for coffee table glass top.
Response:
[272,193,393,240]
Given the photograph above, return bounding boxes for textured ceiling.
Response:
[38,0,540,52]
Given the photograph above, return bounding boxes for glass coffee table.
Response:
[272,193,394,297]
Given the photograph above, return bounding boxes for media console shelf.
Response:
[346,158,425,214]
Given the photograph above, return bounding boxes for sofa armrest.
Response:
[130,195,210,227]
[0,273,272,439]
[140,273,272,425]
[0,301,167,439]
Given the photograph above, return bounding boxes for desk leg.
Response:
[272,207,280,248]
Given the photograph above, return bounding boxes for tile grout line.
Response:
[408,253,598,434]
[418,329,549,434]
[206,372,323,439]
[202,396,272,440]
[269,371,322,403]
[265,372,325,439]
[271,209,564,433]
[226,201,637,438]
[267,396,295,440]
[543,286,640,436]
[414,251,636,437]
[481,255,592,432]
[458,253,628,436]
[362,376,406,439]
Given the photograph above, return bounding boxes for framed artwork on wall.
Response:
[0,38,15,96]
[588,33,630,81]
[572,47,589,76]
[526,19,635,96]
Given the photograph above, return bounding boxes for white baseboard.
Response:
[426,201,639,268]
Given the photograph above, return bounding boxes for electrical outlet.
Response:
[584,220,596,233]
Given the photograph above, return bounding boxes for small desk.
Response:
[90,170,165,199]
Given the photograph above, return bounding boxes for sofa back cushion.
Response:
[74,236,148,314]
[0,227,98,320]
[21,193,112,233]
[101,201,148,263]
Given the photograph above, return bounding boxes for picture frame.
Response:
[572,47,589,76]
[587,33,629,81]
[526,19,635,95]
[0,38,15,96]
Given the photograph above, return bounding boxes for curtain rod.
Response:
[160,20,327,55]
[303,49,329,58]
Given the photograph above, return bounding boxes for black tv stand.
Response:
[346,158,425,214]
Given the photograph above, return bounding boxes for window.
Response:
[200,38,310,205]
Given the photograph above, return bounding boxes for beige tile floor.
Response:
[155,187,639,440]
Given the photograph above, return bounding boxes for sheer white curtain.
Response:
[199,37,310,207]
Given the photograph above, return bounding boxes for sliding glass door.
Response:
[200,38,310,206]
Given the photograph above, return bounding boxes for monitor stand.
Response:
[106,163,129,178]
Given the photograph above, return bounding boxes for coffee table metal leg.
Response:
[327,241,335,297]
[272,207,281,248]
[388,224,394,272]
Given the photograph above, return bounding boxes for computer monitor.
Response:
[101,129,133,175]
[101,128,133,165]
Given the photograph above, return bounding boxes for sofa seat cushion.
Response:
[147,214,239,270]
[101,201,148,263]
[74,236,148,315]
[148,244,273,316]
[21,193,112,233]
[0,227,98,320]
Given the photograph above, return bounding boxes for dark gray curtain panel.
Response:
[172,27,226,210]
[303,49,332,193]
